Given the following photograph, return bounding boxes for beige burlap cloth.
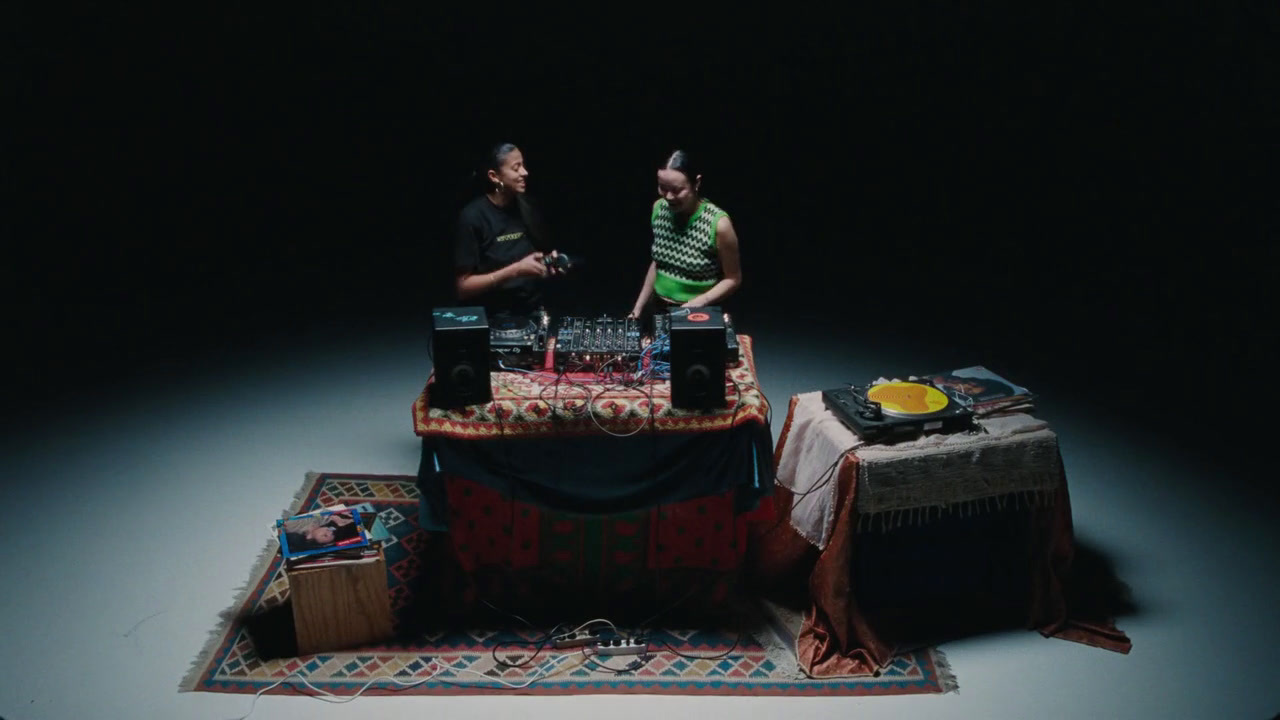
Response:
[776,391,1061,548]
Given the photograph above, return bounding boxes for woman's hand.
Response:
[515,252,549,278]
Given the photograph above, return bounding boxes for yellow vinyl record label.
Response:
[866,382,952,417]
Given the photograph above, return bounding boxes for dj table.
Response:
[748,392,1132,677]
[411,335,775,620]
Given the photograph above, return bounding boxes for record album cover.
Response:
[918,365,1033,408]
[276,507,369,560]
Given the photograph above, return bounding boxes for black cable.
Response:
[538,367,572,424]
[494,387,519,485]
[542,369,570,420]
[490,623,568,669]
[780,449,850,503]
[580,648,649,674]
[727,375,744,429]
[656,630,744,660]
[538,368,563,420]
[556,374,592,418]
[755,444,862,538]
[477,597,536,627]
[736,381,773,431]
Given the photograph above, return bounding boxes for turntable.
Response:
[491,315,538,340]
[822,379,975,444]
[488,311,549,368]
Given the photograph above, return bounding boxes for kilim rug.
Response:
[181,472,957,696]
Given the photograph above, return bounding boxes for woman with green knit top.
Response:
[628,150,742,318]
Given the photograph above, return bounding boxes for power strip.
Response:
[590,637,649,656]
[551,629,603,649]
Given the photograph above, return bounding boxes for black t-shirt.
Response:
[453,195,545,317]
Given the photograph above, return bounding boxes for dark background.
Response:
[6,4,1276,449]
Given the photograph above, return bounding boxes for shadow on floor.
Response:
[1065,536,1140,623]
[237,602,298,661]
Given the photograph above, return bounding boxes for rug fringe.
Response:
[183,471,957,696]
[178,472,325,692]
[295,472,323,516]
[932,646,960,694]
[179,534,284,692]
[753,599,808,680]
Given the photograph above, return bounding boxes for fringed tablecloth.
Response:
[749,392,1131,678]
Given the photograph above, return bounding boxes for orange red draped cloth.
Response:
[748,393,1132,678]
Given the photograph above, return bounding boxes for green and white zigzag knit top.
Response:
[650,198,727,302]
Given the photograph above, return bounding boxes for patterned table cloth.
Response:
[410,336,776,605]
[413,336,769,439]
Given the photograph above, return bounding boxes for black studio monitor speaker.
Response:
[669,306,727,410]
[429,306,491,409]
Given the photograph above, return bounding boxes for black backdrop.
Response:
[6,5,1276,435]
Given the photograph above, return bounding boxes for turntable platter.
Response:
[491,316,537,339]
[866,381,954,419]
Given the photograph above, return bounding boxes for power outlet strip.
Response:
[551,629,602,649]
[591,637,649,656]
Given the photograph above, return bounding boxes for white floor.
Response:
[1,320,1276,720]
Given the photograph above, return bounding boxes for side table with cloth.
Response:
[412,335,775,620]
[748,391,1131,677]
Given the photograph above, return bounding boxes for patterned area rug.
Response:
[181,472,957,696]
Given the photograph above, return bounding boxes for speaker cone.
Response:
[686,364,710,384]
[451,363,476,388]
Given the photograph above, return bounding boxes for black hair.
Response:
[284,531,329,553]
[661,149,701,190]
[470,141,551,249]
[473,142,520,194]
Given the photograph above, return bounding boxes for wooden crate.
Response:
[287,549,393,655]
